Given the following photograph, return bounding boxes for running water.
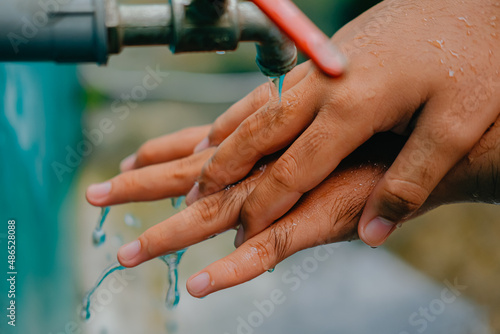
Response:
[92,207,110,247]
[81,262,125,320]
[171,196,186,210]
[268,74,285,102]
[159,249,187,309]
[83,198,188,320]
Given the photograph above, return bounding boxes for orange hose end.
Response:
[251,0,346,77]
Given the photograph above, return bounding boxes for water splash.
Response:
[81,262,125,321]
[171,196,186,210]
[124,213,141,228]
[268,74,285,102]
[159,249,187,309]
[92,207,110,247]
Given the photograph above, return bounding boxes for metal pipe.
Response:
[0,0,298,77]
[0,0,108,64]
[106,2,173,54]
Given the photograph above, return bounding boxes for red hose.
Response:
[251,0,346,77]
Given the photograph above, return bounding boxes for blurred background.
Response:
[1,0,499,333]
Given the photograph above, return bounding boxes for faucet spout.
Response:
[239,2,297,77]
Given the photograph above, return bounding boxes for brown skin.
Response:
[86,114,499,297]
[85,0,500,297]
[179,0,500,247]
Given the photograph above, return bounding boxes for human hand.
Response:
[84,60,312,205]
[99,120,499,298]
[186,0,500,247]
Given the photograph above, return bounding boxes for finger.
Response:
[359,95,500,247]
[121,125,211,172]
[87,148,215,207]
[194,62,311,152]
[186,160,387,298]
[188,73,322,204]
[235,66,424,244]
[237,110,375,244]
[117,160,271,267]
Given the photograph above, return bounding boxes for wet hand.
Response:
[113,125,500,298]
[187,0,500,247]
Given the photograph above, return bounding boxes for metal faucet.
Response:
[0,0,297,77]
[107,0,297,77]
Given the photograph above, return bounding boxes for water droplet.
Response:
[449,69,455,77]
[268,74,286,103]
[216,51,226,55]
[171,196,185,209]
[159,249,187,309]
[397,223,403,228]
[92,207,110,247]
[92,228,106,247]
[267,267,275,273]
[458,17,473,27]
[449,50,459,58]
[427,39,444,49]
[124,213,141,228]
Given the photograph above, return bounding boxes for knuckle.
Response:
[138,231,158,259]
[136,139,156,166]
[380,178,429,220]
[199,158,230,194]
[192,195,220,227]
[237,113,267,152]
[321,83,356,115]
[169,157,194,181]
[267,221,296,262]
[116,173,142,201]
[240,198,259,227]
[270,155,300,191]
[209,120,224,145]
[245,240,276,272]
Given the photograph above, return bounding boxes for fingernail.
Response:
[118,240,141,262]
[363,217,396,247]
[194,137,209,153]
[120,154,136,172]
[186,182,199,206]
[87,182,112,200]
[188,272,211,295]
[234,226,245,248]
